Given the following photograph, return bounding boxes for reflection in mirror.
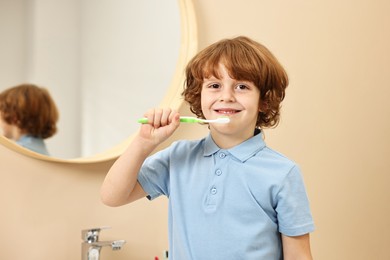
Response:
[0,83,59,156]
[0,0,181,159]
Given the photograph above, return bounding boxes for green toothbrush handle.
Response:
[137,117,200,124]
[137,118,150,124]
[179,117,200,123]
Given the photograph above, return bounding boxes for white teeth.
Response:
[218,110,237,114]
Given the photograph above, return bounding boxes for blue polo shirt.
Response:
[17,134,49,155]
[138,132,314,259]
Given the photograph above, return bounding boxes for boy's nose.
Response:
[219,88,235,102]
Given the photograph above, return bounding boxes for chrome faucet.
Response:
[81,226,126,260]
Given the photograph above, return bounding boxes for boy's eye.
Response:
[208,83,220,89]
[236,84,249,90]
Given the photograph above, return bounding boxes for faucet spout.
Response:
[81,227,126,260]
[90,240,126,250]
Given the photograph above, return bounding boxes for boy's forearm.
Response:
[282,234,313,260]
[101,108,180,207]
[100,135,158,207]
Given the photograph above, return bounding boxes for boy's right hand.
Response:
[138,108,180,147]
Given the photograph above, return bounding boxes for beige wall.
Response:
[1,0,390,259]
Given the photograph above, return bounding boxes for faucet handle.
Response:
[81,226,111,242]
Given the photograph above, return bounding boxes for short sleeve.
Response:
[275,165,315,236]
[137,148,171,200]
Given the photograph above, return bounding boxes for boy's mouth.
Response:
[214,109,241,115]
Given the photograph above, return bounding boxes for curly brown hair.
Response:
[182,36,288,128]
[0,83,59,138]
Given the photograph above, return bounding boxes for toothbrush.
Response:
[137,116,230,124]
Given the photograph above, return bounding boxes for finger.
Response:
[153,108,163,128]
[142,108,154,126]
[168,109,179,124]
[160,108,172,126]
[167,110,180,131]
[168,114,180,134]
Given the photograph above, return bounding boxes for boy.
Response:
[101,36,314,259]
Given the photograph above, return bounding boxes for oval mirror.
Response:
[0,0,197,163]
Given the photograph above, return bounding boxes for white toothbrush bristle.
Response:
[216,117,230,123]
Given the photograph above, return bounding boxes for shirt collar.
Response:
[18,134,32,144]
[203,131,266,162]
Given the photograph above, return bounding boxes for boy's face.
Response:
[0,114,16,139]
[201,63,260,142]
[0,112,18,140]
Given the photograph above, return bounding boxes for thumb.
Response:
[168,112,180,131]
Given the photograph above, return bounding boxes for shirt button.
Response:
[215,169,222,176]
[210,187,217,195]
[219,153,226,159]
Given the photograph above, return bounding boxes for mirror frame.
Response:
[0,0,198,164]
